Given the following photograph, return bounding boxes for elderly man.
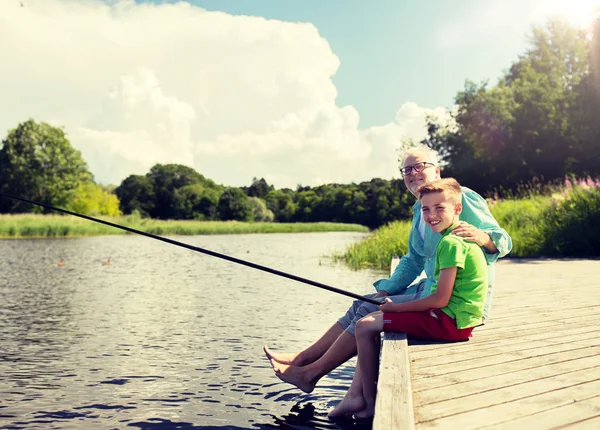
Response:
[264,146,512,393]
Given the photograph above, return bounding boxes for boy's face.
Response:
[402,154,440,197]
[420,191,462,234]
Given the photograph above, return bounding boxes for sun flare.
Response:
[531,0,600,29]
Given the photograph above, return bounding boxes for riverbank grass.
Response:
[0,214,369,238]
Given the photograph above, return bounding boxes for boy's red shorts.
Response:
[382,308,473,342]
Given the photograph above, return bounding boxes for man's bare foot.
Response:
[270,359,315,393]
[328,393,365,419]
[263,345,301,365]
[354,405,375,419]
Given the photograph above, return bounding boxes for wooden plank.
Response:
[421,378,600,429]
[482,394,600,429]
[557,414,600,429]
[374,331,415,430]
[410,322,600,357]
[373,255,414,429]
[412,347,600,392]
[412,332,600,370]
[416,365,600,421]
[410,324,600,364]
[413,338,600,379]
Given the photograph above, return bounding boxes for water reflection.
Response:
[0,233,383,429]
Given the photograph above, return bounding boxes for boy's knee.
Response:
[355,318,368,337]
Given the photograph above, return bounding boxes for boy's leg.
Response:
[354,311,385,419]
[343,292,422,336]
[384,309,473,342]
[328,360,366,418]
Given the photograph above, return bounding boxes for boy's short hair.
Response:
[417,178,462,204]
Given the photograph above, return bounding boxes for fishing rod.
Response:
[0,191,384,306]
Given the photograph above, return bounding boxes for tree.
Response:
[265,189,296,222]
[0,119,92,213]
[249,197,274,222]
[147,164,216,219]
[67,182,121,216]
[217,188,253,221]
[115,174,155,217]
[247,177,273,198]
[422,18,597,195]
[173,184,220,220]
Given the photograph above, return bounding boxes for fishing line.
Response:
[0,192,384,306]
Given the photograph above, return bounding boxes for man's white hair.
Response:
[401,145,439,166]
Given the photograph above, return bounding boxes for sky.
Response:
[1,0,599,189]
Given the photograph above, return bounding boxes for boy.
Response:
[328,178,488,419]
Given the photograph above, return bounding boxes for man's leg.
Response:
[483,264,496,321]
[264,293,378,365]
[264,322,344,366]
[268,293,420,393]
[269,330,358,393]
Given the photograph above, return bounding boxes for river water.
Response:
[0,232,385,429]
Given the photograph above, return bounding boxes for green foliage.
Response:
[115,175,155,217]
[148,164,220,219]
[423,17,600,195]
[67,182,122,216]
[0,214,368,238]
[266,189,296,222]
[173,184,219,220]
[333,221,412,270]
[539,186,600,256]
[485,196,551,256]
[249,197,274,222]
[0,119,92,213]
[217,188,253,221]
[247,177,273,199]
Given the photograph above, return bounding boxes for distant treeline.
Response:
[1,17,599,228]
[0,120,413,228]
[115,165,414,228]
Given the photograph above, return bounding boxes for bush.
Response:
[539,186,600,256]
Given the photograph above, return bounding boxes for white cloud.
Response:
[0,0,448,188]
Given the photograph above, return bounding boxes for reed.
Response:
[332,221,412,270]
[0,214,368,238]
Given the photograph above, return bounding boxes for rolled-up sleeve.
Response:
[373,210,425,295]
[461,188,513,264]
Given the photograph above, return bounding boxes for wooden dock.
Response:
[374,258,600,430]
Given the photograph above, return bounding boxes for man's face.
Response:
[402,154,440,197]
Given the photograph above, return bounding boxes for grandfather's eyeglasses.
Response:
[400,161,436,177]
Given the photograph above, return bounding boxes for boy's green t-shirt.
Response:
[431,225,489,329]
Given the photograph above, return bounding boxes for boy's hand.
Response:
[379,298,396,312]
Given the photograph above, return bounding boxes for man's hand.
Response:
[451,221,494,250]
[374,290,390,299]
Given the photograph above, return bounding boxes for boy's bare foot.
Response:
[354,405,375,419]
[328,394,365,419]
[263,345,301,365]
[270,359,315,393]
